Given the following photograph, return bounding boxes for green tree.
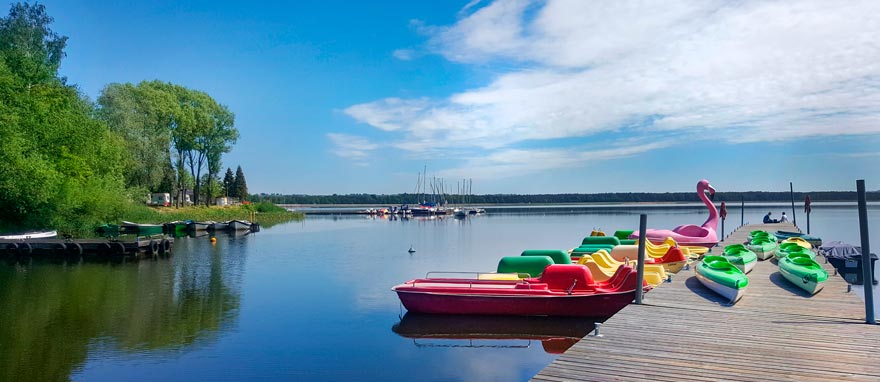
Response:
[0,2,126,230]
[233,166,247,200]
[200,102,237,206]
[0,2,67,85]
[222,168,234,197]
[97,82,172,192]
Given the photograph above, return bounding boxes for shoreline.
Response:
[283,201,880,209]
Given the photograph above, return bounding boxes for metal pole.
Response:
[790,182,797,226]
[635,214,647,304]
[741,196,745,227]
[857,179,875,324]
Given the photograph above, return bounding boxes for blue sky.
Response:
[40,0,880,194]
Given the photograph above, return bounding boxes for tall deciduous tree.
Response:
[97,82,171,192]
[0,2,67,85]
[200,102,237,206]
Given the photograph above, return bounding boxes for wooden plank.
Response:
[532,223,880,382]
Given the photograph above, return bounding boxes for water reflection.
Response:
[0,236,244,382]
[392,313,596,354]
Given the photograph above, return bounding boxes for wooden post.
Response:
[720,202,727,239]
[790,182,797,225]
[857,179,875,324]
[805,195,812,234]
[741,196,745,227]
[635,214,647,304]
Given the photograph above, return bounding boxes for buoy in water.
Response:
[210,237,217,244]
[408,246,415,254]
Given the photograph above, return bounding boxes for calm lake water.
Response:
[1,203,877,382]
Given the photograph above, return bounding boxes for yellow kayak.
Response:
[781,237,812,250]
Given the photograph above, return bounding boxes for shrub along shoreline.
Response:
[50,202,304,238]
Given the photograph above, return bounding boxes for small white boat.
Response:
[227,220,251,231]
[0,230,57,240]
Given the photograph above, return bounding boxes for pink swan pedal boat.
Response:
[631,179,719,248]
[391,264,649,317]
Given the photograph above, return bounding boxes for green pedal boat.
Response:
[695,255,749,304]
[722,244,758,273]
[778,253,828,295]
[747,235,778,260]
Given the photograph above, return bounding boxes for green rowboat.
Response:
[722,244,758,273]
[775,242,817,260]
[778,253,828,295]
[695,255,749,303]
[746,236,778,260]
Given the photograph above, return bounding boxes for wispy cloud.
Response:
[326,133,379,165]
[391,49,415,61]
[346,0,880,174]
[438,140,674,180]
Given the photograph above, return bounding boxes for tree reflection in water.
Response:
[0,236,245,382]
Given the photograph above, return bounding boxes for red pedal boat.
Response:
[391,264,648,317]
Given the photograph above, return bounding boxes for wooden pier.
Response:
[0,236,173,263]
[532,223,880,382]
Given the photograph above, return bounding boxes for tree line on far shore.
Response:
[252,190,880,205]
[0,3,246,230]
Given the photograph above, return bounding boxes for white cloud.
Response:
[392,49,415,61]
[346,0,880,174]
[326,133,380,165]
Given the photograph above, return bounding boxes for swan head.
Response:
[698,179,715,198]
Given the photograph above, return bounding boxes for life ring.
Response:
[18,242,32,255]
[99,242,113,255]
[66,242,83,257]
[149,240,159,255]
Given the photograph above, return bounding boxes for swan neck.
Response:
[699,184,718,229]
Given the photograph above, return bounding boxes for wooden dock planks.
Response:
[532,223,880,382]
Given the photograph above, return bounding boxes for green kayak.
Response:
[722,244,758,273]
[695,255,749,303]
[748,230,777,242]
[746,236,778,260]
[778,252,828,295]
[775,242,817,260]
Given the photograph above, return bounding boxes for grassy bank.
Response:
[54,202,304,237]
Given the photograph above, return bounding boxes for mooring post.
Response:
[805,195,812,234]
[720,202,727,239]
[857,179,875,324]
[741,196,745,227]
[635,214,647,304]
[790,182,797,226]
